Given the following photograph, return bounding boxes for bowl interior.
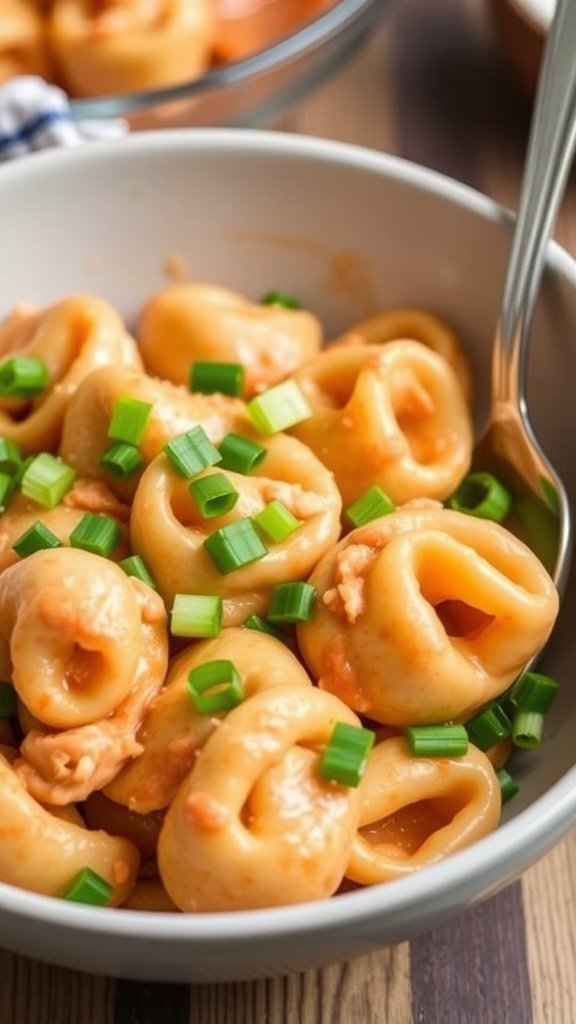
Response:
[0,131,575,979]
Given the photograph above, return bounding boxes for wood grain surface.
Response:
[3,1,576,1021]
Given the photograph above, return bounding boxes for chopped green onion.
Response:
[0,438,21,475]
[0,472,15,510]
[447,471,512,523]
[204,519,268,574]
[118,554,157,590]
[319,722,375,787]
[0,682,16,718]
[247,381,311,435]
[21,453,75,509]
[512,709,544,749]
[260,290,301,310]
[187,659,245,715]
[496,766,520,804]
[405,724,469,757]
[508,671,559,715]
[164,426,222,479]
[190,361,245,398]
[14,454,35,486]
[107,395,152,446]
[189,472,239,519]
[218,433,267,474]
[346,486,396,528]
[100,442,143,480]
[254,500,300,543]
[69,513,122,558]
[465,703,512,751]
[12,521,61,558]
[0,356,48,397]
[61,867,113,906]
[244,613,290,643]
[170,594,223,638]
[268,581,316,623]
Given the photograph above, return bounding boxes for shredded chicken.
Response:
[323,543,375,623]
[63,478,131,521]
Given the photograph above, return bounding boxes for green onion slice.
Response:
[203,519,268,575]
[170,594,223,638]
[268,581,316,623]
[0,472,15,511]
[69,513,122,558]
[495,766,520,804]
[100,442,143,480]
[447,471,512,523]
[189,472,239,519]
[0,682,16,718]
[465,703,511,751]
[244,614,290,644]
[107,395,152,446]
[190,361,245,398]
[12,520,61,558]
[405,724,469,757]
[164,426,222,479]
[511,709,544,749]
[187,659,245,715]
[254,500,300,543]
[0,438,21,475]
[61,867,113,906]
[0,356,48,397]
[118,554,157,590]
[508,671,559,715]
[346,486,396,528]
[218,433,267,474]
[260,290,301,310]
[20,453,76,509]
[247,381,311,435]
[319,722,375,787]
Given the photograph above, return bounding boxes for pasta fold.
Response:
[158,686,362,911]
[137,283,322,398]
[289,341,473,506]
[297,507,559,725]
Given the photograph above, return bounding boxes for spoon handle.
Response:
[493,0,576,409]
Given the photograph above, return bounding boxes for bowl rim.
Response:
[67,0,381,120]
[0,127,575,944]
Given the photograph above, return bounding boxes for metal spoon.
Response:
[472,0,575,593]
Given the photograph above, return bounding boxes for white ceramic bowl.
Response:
[0,131,575,982]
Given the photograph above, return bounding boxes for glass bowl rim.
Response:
[69,0,380,119]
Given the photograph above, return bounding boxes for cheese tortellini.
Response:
[289,342,474,507]
[0,285,560,913]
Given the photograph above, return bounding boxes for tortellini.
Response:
[130,431,342,621]
[105,628,312,812]
[59,363,246,501]
[49,0,215,97]
[0,296,141,452]
[297,507,559,725]
[158,686,362,912]
[289,341,473,507]
[0,0,51,82]
[137,283,323,398]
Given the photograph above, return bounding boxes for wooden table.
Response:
[4,1,576,1021]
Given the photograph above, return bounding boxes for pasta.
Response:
[0,297,142,453]
[0,0,333,97]
[288,342,474,507]
[105,627,313,812]
[137,283,323,398]
[297,506,558,724]
[130,430,342,620]
[0,286,560,914]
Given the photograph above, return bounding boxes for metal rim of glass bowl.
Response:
[69,0,382,122]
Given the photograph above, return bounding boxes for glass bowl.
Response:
[68,0,384,130]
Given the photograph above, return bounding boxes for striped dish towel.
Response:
[0,76,127,162]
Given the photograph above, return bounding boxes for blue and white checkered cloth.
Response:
[0,76,127,162]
